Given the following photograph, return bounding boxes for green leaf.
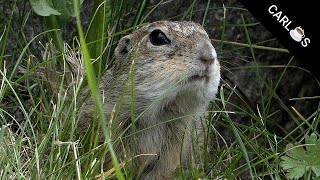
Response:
[192,168,206,179]
[280,133,320,179]
[174,167,206,179]
[286,167,306,179]
[52,0,84,26]
[175,168,193,180]
[305,133,318,152]
[30,0,84,26]
[312,165,320,177]
[29,0,61,16]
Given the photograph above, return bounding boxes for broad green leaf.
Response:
[311,165,320,176]
[284,143,306,160]
[280,133,320,179]
[30,0,84,26]
[29,0,61,16]
[286,167,305,179]
[51,0,84,26]
[305,133,320,153]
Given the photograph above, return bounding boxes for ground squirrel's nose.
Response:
[199,42,216,65]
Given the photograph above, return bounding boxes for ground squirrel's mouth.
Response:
[188,68,212,83]
[188,74,210,82]
[189,74,206,80]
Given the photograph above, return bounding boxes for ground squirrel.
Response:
[81,21,220,179]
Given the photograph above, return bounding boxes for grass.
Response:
[1,0,320,179]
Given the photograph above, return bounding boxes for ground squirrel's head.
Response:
[113,21,220,114]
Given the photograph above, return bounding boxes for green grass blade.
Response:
[0,0,17,69]
[72,0,125,179]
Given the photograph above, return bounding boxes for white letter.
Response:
[284,21,291,31]
[273,11,282,21]
[279,16,289,27]
[268,5,277,14]
[301,38,310,47]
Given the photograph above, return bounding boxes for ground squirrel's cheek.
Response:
[163,60,187,78]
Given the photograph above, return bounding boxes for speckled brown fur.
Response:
[80,21,220,179]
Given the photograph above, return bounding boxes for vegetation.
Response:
[0,0,319,179]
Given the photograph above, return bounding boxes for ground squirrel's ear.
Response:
[113,35,132,72]
[115,35,131,58]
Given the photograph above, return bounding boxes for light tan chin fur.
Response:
[79,21,220,179]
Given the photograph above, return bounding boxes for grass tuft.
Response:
[0,0,319,179]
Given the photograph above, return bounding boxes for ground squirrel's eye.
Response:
[149,29,171,46]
